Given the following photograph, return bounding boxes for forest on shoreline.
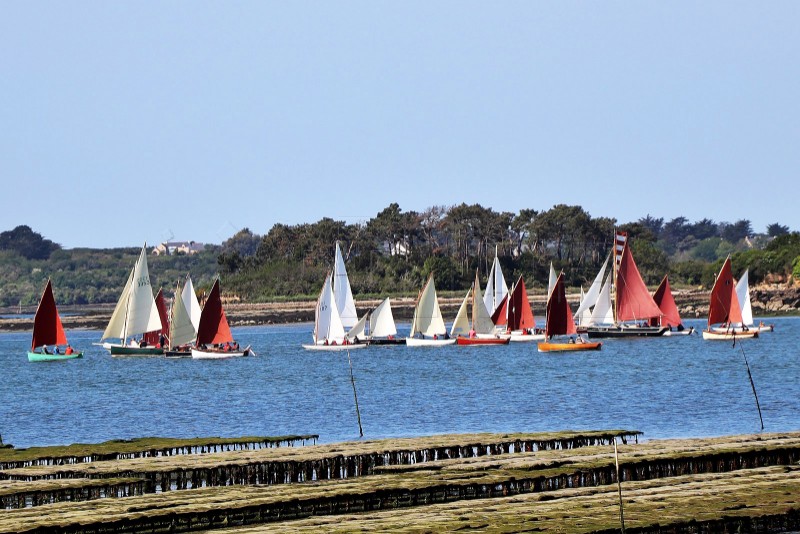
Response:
[1,203,799,307]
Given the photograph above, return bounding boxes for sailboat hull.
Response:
[109,345,164,357]
[508,332,546,342]
[405,337,456,347]
[27,351,83,362]
[537,341,602,353]
[702,330,759,341]
[585,326,668,338]
[302,343,368,351]
[191,345,253,359]
[456,336,510,346]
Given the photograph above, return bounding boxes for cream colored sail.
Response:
[735,269,754,327]
[410,275,447,337]
[547,263,558,302]
[471,272,495,334]
[333,242,358,329]
[574,255,609,319]
[347,314,368,341]
[101,245,162,341]
[451,290,471,337]
[577,287,593,327]
[170,281,196,348]
[483,247,508,315]
[182,275,202,331]
[589,274,614,325]
[370,297,397,338]
[315,272,346,343]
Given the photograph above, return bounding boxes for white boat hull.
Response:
[405,337,457,347]
[702,330,759,341]
[663,327,695,337]
[302,343,368,351]
[191,346,252,359]
[508,333,546,342]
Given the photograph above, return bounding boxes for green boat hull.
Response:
[109,345,164,357]
[27,351,83,362]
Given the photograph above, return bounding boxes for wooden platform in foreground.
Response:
[1,430,798,533]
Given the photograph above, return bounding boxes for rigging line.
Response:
[738,341,764,431]
[347,348,364,438]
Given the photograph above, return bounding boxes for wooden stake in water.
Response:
[739,343,764,431]
[347,349,364,437]
[614,438,625,534]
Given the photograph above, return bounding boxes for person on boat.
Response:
[468,328,476,339]
[65,345,74,355]
[233,341,240,351]
[42,345,49,354]
[54,346,61,354]
[159,333,167,348]
[323,339,329,345]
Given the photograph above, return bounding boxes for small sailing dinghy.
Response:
[100,244,165,356]
[651,275,694,336]
[538,272,602,353]
[703,257,759,341]
[28,280,83,362]
[452,272,509,346]
[192,278,252,359]
[406,274,456,347]
[492,275,544,342]
[303,271,367,351]
[734,269,774,333]
[165,275,201,358]
[347,297,404,345]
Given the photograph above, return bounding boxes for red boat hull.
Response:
[456,336,510,346]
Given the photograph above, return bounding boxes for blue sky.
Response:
[2,2,798,248]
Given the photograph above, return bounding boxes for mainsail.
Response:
[507,276,536,331]
[735,269,754,327]
[313,272,346,343]
[182,275,202,331]
[333,242,358,329]
[547,263,558,302]
[545,272,577,338]
[31,280,68,350]
[370,297,397,338]
[143,289,169,346]
[170,278,197,348]
[589,274,614,326]
[195,278,234,346]
[101,245,162,341]
[410,275,447,338]
[651,275,682,328]
[471,271,495,334]
[483,247,508,315]
[573,255,609,319]
[450,290,472,337]
[708,256,743,328]
[615,242,663,323]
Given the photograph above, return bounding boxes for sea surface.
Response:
[1,317,798,449]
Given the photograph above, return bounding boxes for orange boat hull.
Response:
[456,336,510,346]
[537,341,602,353]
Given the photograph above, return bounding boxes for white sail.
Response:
[589,274,614,325]
[547,263,558,302]
[102,267,134,341]
[370,297,397,338]
[410,275,447,338]
[314,272,346,343]
[170,283,196,348]
[347,313,368,341]
[483,247,508,315]
[182,275,202,331]
[577,287,593,327]
[574,255,609,319]
[101,245,162,341]
[451,290,472,337]
[333,242,358,329]
[736,269,754,327]
[471,273,495,334]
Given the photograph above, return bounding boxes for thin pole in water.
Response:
[738,341,764,431]
[347,348,364,437]
[614,437,625,534]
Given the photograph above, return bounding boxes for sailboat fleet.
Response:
[25,231,774,361]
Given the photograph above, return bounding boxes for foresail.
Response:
[124,245,163,338]
[182,276,202,331]
[652,275,682,328]
[333,242,358,329]
[736,270,754,327]
[370,297,397,338]
[483,251,508,315]
[170,283,196,348]
[471,273,495,334]
[413,275,447,337]
[316,273,346,342]
[101,266,134,340]
[347,314,368,340]
[708,256,743,327]
[589,275,614,325]
[547,263,558,302]
[574,255,609,318]
[195,279,234,345]
[508,276,535,331]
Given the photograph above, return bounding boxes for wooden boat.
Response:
[452,273,509,346]
[586,234,668,338]
[651,275,694,336]
[303,271,367,351]
[191,278,253,359]
[406,274,456,347]
[538,272,602,353]
[165,275,201,358]
[348,297,405,345]
[100,244,165,356]
[28,280,83,362]
[703,257,759,341]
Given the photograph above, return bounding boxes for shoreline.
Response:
[1,285,797,333]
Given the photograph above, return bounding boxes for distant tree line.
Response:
[0,210,797,307]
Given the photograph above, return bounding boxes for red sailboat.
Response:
[702,257,758,341]
[490,276,544,341]
[649,275,694,335]
[142,288,170,349]
[586,237,668,338]
[191,278,252,359]
[538,272,602,352]
[28,280,83,362]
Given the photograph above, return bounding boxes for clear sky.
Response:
[2,2,798,249]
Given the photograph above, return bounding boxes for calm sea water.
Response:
[1,317,798,448]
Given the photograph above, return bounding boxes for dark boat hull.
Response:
[367,338,406,345]
[586,326,669,338]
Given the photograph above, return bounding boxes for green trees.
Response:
[0,225,60,260]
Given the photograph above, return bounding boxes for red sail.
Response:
[615,242,663,322]
[196,279,234,345]
[142,289,169,346]
[545,273,577,337]
[31,280,68,350]
[650,275,682,327]
[707,257,743,327]
[491,294,509,327]
[507,276,536,330]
